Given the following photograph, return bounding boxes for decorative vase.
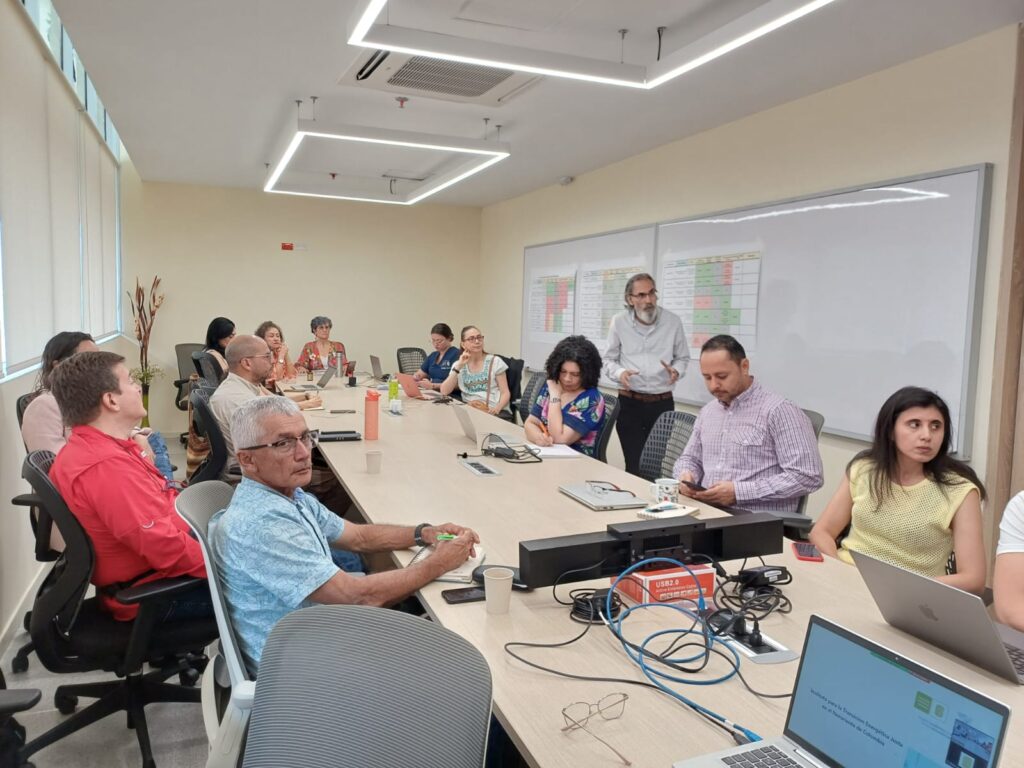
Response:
[141,382,151,428]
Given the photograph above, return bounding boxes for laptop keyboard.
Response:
[1004,643,1024,675]
[721,745,800,767]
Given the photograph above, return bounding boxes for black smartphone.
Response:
[681,480,706,492]
[441,586,487,604]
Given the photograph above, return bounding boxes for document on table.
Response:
[525,443,582,458]
[408,544,486,583]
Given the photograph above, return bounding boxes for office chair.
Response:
[242,604,492,768]
[0,669,40,768]
[497,355,524,423]
[193,350,225,388]
[396,347,427,375]
[516,370,545,424]
[175,343,204,407]
[637,410,697,482]
[780,408,825,541]
[189,388,230,484]
[175,481,252,768]
[10,392,59,674]
[18,451,217,768]
[592,392,621,464]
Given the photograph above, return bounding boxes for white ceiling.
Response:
[53,0,1024,207]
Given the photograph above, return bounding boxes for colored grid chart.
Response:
[528,274,575,334]
[578,265,644,349]
[660,252,760,354]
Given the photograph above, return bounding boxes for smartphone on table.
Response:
[441,586,486,604]
[791,541,824,562]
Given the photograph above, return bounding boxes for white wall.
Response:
[120,163,483,432]
[477,27,1019,519]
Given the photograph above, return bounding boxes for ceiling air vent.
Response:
[339,50,539,106]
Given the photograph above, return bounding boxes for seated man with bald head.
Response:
[210,396,478,673]
[209,334,321,477]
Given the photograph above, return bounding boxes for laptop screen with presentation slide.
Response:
[674,615,1010,768]
[851,550,1024,684]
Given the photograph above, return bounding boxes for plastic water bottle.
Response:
[388,377,399,402]
[364,390,380,440]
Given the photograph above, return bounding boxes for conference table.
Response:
[300,379,1023,767]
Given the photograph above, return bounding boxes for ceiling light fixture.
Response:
[347,0,840,90]
[264,119,510,205]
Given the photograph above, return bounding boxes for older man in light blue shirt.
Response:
[210,396,478,674]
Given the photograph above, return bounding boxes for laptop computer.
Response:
[852,550,1024,685]
[288,366,335,391]
[369,355,389,382]
[558,482,646,511]
[396,372,440,400]
[674,614,1010,768]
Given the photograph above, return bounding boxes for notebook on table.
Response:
[673,614,1010,767]
[408,544,486,583]
[852,550,1024,685]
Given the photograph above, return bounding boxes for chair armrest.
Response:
[0,688,41,715]
[11,492,40,507]
[114,575,207,605]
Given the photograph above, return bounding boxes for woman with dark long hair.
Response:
[523,335,606,457]
[204,316,236,375]
[809,386,986,594]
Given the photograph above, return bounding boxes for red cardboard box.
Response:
[613,564,715,604]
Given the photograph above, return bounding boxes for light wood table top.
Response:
[303,382,1023,767]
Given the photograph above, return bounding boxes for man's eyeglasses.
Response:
[561,692,630,765]
[244,352,274,361]
[630,289,657,300]
[240,429,320,454]
[463,335,485,343]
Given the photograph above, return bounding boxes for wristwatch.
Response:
[414,522,433,547]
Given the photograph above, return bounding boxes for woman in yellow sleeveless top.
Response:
[810,386,986,595]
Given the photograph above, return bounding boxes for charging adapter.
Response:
[737,565,790,589]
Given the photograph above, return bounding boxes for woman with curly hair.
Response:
[809,386,986,595]
[523,335,606,457]
[255,320,297,381]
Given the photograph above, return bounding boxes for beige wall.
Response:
[478,26,1019,518]
[120,164,483,431]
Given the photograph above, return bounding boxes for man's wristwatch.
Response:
[414,522,432,547]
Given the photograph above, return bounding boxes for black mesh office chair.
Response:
[188,388,230,484]
[192,350,225,388]
[516,370,545,424]
[10,392,59,674]
[174,343,204,411]
[0,670,40,768]
[18,451,217,768]
[593,392,621,464]
[396,347,427,375]
[497,355,524,423]
[637,411,697,482]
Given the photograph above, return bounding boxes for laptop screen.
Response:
[785,617,1009,768]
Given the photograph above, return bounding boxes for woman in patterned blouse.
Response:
[523,335,606,457]
[295,315,347,373]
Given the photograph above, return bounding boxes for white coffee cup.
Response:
[365,450,383,474]
[484,567,515,615]
[650,478,680,504]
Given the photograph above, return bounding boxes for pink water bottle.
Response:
[364,390,380,441]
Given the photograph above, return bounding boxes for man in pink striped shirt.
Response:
[674,335,823,516]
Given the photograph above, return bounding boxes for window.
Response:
[0,0,121,376]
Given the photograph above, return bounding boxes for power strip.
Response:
[459,459,500,477]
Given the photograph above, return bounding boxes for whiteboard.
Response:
[657,165,989,454]
[519,165,989,455]
[520,226,655,371]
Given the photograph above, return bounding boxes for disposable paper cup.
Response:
[484,567,515,615]
[365,450,383,474]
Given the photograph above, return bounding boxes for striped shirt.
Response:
[673,379,823,514]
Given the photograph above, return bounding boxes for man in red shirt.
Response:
[49,351,210,621]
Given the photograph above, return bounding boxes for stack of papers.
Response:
[525,443,581,458]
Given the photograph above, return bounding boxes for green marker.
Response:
[436,534,457,541]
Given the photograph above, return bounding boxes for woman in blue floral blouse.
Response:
[524,335,606,457]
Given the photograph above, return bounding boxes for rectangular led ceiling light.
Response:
[264,119,510,205]
[348,0,839,90]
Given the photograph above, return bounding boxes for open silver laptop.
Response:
[674,614,1010,768]
[852,550,1024,685]
[452,404,524,448]
[558,482,646,511]
[288,366,335,391]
